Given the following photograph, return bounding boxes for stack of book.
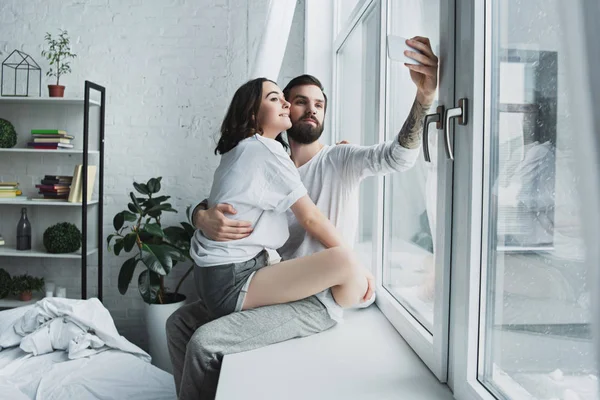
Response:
[27,130,74,150]
[34,175,72,200]
[0,182,21,198]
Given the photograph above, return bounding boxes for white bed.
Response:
[0,299,176,400]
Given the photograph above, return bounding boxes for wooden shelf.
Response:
[0,148,99,155]
[0,197,99,206]
[0,246,98,259]
[0,295,44,309]
[0,97,100,106]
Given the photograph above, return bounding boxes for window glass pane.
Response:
[336,3,380,271]
[337,0,362,33]
[382,0,440,333]
[479,2,598,399]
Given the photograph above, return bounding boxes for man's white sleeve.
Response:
[335,139,420,181]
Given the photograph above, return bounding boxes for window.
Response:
[335,1,380,271]
[478,2,598,399]
[382,0,440,333]
[336,0,363,34]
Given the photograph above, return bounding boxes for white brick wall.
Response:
[0,0,305,349]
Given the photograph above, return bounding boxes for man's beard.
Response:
[286,117,324,144]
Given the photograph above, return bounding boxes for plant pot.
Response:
[48,85,65,97]
[19,291,32,301]
[144,293,186,373]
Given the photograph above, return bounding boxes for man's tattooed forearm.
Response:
[398,99,432,149]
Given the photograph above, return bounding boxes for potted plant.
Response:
[107,176,195,372]
[0,268,11,299]
[41,29,77,97]
[43,222,82,253]
[11,273,45,302]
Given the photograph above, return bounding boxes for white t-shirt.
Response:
[278,139,420,322]
[190,134,307,267]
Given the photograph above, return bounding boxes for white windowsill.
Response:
[217,305,454,400]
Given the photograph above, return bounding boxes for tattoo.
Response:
[398,99,432,149]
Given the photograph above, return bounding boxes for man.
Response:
[167,36,438,400]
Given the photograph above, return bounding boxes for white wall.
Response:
[0,0,305,349]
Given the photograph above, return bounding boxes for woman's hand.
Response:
[195,203,253,241]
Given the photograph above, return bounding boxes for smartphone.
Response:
[387,35,422,65]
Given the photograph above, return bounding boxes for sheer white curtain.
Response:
[250,0,298,80]
[558,0,600,387]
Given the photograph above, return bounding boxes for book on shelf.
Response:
[68,164,97,203]
[30,129,68,135]
[29,197,68,202]
[29,130,73,150]
[27,143,74,149]
[35,175,72,199]
[0,182,18,187]
[33,138,73,144]
[0,182,20,198]
[0,190,19,198]
[35,184,71,191]
[32,135,74,139]
[39,181,71,187]
[39,192,69,199]
[43,175,73,183]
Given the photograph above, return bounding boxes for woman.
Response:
[190,77,372,319]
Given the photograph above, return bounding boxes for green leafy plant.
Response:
[107,177,195,305]
[0,268,11,299]
[41,29,77,86]
[11,274,44,296]
[43,222,82,253]
[0,118,17,149]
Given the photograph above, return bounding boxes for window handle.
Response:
[443,98,468,160]
[423,105,445,163]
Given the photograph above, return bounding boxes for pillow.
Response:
[0,305,35,350]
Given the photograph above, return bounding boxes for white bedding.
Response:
[0,347,176,399]
[0,299,176,399]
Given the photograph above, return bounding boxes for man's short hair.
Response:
[282,74,328,112]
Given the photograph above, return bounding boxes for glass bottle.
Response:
[16,207,31,250]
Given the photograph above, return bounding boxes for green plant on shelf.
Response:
[0,118,17,149]
[11,273,44,301]
[43,222,82,253]
[41,29,77,86]
[0,268,11,299]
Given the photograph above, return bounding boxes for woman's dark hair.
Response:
[282,74,328,113]
[215,77,289,155]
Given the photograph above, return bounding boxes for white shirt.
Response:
[190,134,307,267]
[278,139,420,322]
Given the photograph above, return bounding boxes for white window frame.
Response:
[451,1,600,399]
[449,0,498,397]
[323,0,600,398]
[377,0,455,381]
[331,0,454,382]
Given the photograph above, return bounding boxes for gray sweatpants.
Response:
[166,295,336,400]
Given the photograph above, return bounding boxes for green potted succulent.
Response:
[41,29,77,97]
[0,119,17,149]
[107,176,195,372]
[43,222,82,253]
[11,273,45,301]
